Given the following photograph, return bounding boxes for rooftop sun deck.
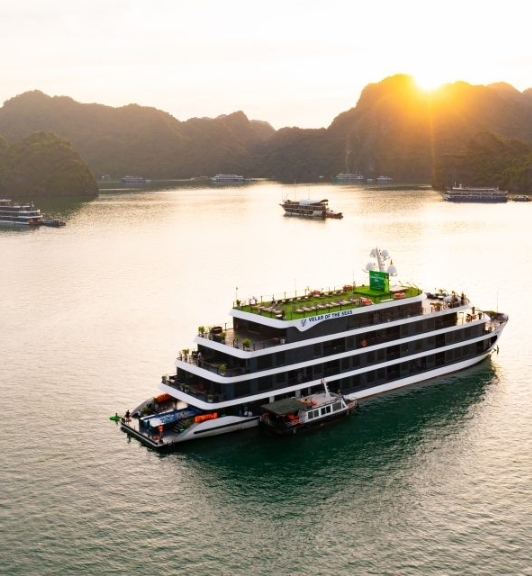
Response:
[233,284,423,320]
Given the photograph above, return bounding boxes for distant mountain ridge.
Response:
[1,74,532,195]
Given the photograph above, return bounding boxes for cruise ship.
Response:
[210,173,245,183]
[280,198,342,219]
[120,248,508,449]
[0,198,43,227]
[443,184,508,203]
[332,173,365,183]
[120,176,145,185]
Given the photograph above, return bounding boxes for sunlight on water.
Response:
[1,182,531,575]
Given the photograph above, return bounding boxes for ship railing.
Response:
[196,329,285,352]
[162,376,226,403]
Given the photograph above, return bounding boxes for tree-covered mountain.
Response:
[0,131,98,198]
[1,74,532,195]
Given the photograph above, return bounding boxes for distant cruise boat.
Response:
[280,198,343,219]
[121,176,144,185]
[376,175,394,182]
[443,184,508,203]
[0,198,43,227]
[333,172,365,183]
[210,174,244,183]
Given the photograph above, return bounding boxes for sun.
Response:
[413,73,447,93]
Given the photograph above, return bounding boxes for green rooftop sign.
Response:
[369,270,389,292]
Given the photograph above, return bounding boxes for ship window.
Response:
[258,375,273,391]
[258,355,272,369]
[333,401,342,412]
[234,380,251,397]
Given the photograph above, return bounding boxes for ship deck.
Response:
[237,284,422,320]
[170,288,484,382]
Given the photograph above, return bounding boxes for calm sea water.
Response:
[1,182,531,575]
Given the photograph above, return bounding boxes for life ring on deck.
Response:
[152,434,160,442]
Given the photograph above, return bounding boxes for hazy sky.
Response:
[2,0,531,129]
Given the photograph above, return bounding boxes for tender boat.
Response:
[0,198,43,227]
[41,217,66,227]
[325,209,344,219]
[119,247,508,450]
[442,184,508,203]
[259,380,357,435]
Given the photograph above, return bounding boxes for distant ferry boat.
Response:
[443,184,508,203]
[118,247,508,449]
[376,175,394,183]
[333,172,365,182]
[0,198,43,227]
[121,176,144,185]
[280,198,342,219]
[210,174,244,183]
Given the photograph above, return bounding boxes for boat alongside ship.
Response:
[280,198,343,219]
[41,216,66,227]
[259,381,357,435]
[119,247,508,450]
[443,184,508,203]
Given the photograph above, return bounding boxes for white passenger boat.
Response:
[120,247,508,449]
[442,184,508,203]
[332,172,365,182]
[280,198,343,219]
[120,176,145,185]
[210,173,244,183]
[0,198,43,227]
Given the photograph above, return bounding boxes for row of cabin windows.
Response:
[228,338,493,401]
[254,322,482,373]
[175,336,493,402]
[245,301,434,346]
[285,302,426,343]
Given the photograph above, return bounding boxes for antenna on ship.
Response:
[364,248,398,276]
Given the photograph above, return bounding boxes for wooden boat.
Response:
[259,381,357,435]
